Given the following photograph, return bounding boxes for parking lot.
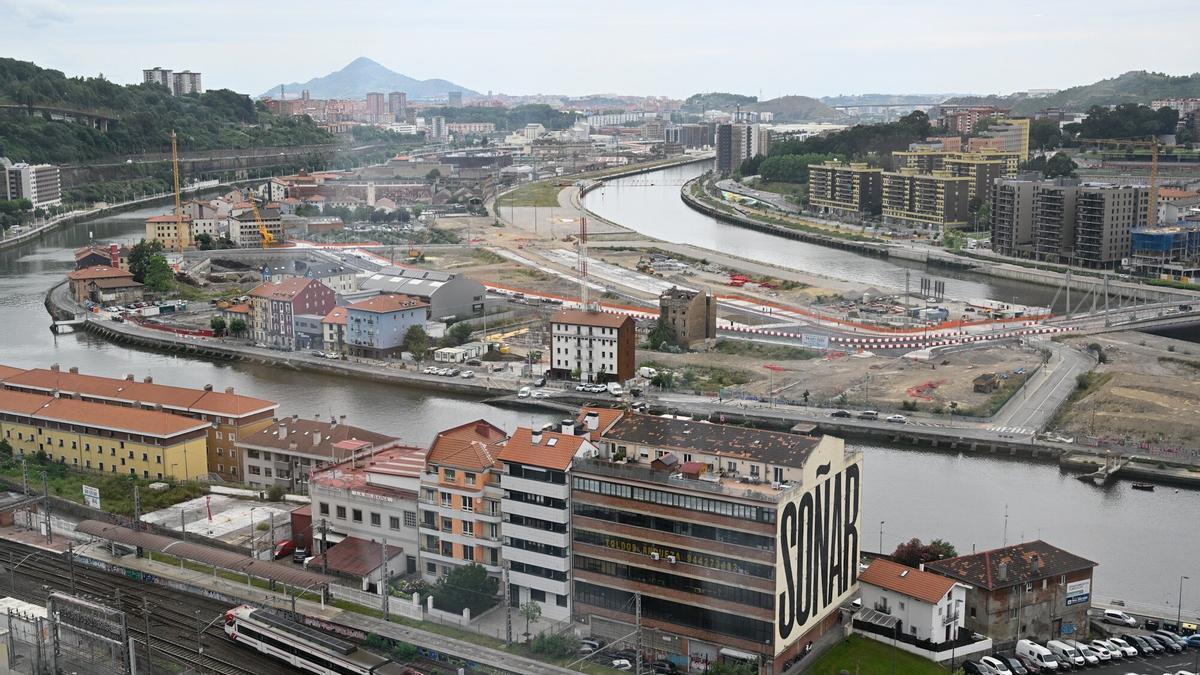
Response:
[1084,651,1198,674]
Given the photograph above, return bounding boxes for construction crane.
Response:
[1078,136,1161,228]
[170,130,187,251]
[247,195,275,249]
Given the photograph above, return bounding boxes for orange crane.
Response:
[247,195,275,248]
[170,130,188,251]
[1079,136,1161,227]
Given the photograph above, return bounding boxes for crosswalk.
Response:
[987,426,1035,436]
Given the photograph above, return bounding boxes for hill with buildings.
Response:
[0,58,333,164]
[749,95,850,122]
[265,57,477,101]
[944,70,1200,114]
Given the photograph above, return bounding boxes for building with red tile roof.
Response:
[549,309,636,383]
[857,559,970,646]
[345,294,430,359]
[66,266,136,303]
[247,277,335,350]
[237,414,399,493]
[321,306,348,354]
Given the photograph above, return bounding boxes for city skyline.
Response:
[2,0,1198,99]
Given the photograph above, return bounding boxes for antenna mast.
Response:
[171,130,185,251]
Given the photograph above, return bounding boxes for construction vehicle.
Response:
[1078,136,1162,227]
[246,195,275,249]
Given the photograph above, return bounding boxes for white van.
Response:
[1046,640,1084,669]
[518,386,531,398]
[606,382,623,396]
[1015,640,1059,671]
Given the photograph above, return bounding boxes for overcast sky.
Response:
[3,0,1197,99]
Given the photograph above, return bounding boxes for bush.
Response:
[430,563,498,615]
[900,400,918,411]
[265,485,285,502]
[528,632,579,659]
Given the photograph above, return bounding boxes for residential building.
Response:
[229,208,284,248]
[668,123,712,149]
[366,92,386,118]
[0,389,208,481]
[1018,179,1148,268]
[858,559,969,645]
[1151,98,1200,115]
[345,294,430,359]
[144,214,193,250]
[977,118,1031,160]
[938,106,1008,135]
[892,150,947,174]
[238,414,399,493]
[658,287,716,348]
[143,67,173,91]
[388,92,407,117]
[549,310,636,384]
[292,314,325,351]
[264,261,358,295]
[172,71,202,95]
[66,266,141,305]
[430,116,447,141]
[1033,179,1080,262]
[643,119,666,142]
[247,277,336,350]
[321,306,348,354]
[943,155,1004,202]
[418,420,508,582]
[446,122,496,135]
[716,123,765,174]
[881,169,971,229]
[2,160,62,208]
[1,364,278,482]
[925,541,1097,645]
[72,243,125,270]
[571,411,860,673]
[308,443,428,582]
[991,176,1040,258]
[359,267,485,322]
[447,91,463,108]
[807,161,883,216]
[497,425,595,621]
[892,150,1019,180]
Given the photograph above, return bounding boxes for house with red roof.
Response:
[858,559,971,646]
[247,277,335,350]
[549,309,636,383]
[66,265,141,305]
[345,293,430,359]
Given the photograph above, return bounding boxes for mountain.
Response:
[943,71,1200,115]
[265,57,478,101]
[749,95,849,122]
[819,94,967,107]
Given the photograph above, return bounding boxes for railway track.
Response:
[0,538,297,674]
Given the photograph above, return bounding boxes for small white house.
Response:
[433,342,485,363]
[858,559,971,645]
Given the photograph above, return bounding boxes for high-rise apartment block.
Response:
[937,106,1008,135]
[893,149,1020,182]
[365,92,386,118]
[881,169,971,229]
[388,91,407,116]
[143,67,173,90]
[807,161,883,216]
[976,118,1031,159]
[447,91,463,107]
[716,123,769,173]
[667,123,712,149]
[943,155,1005,202]
[143,67,201,95]
[2,159,62,208]
[990,176,1040,258]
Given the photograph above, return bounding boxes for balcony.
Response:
[502,546,570,572]
[501,475,568,501]
[503,522,568,548]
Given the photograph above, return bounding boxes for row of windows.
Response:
[572,504,773,550]
[504,490,565,510]
[574,529,773,580]
[504,536,565,558]
[317,502,417,530]
[232,624,362,675]
[572,478,775,524]
[510,560,566,582]
[505,513,566,534]
[575,555,773,610]
[505,463,566,485]
[0,418,178,447]
[574,581,772,644]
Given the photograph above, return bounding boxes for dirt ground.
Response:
[1057,332,1200,447]
[643,339,1043,415]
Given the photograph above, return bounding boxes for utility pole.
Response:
[41,471,51,544]
[1065,267,1072,320]
[20,456,27,495]
[142,597,154,675]
[503,564,512,645]
[320,518,329,575]
[133,484,143,558]
[380,538,390,621]
[67,541,76,595]
[634,592,642,675]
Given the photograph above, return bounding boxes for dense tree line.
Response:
[683,92,758,111]
[1064,103,1178,140]
[772,111,931,162]
[418,103,577,131]
[0,57,334,163]
[743,152,841,182]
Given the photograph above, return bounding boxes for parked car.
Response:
[885,414,907,424]
[961,660,985,675]
[1146,632,1184,653]
[575,383,589,392]
[1144,617,1162,631]
[1046,640,1084,669]
[858,410,879,420]
[997,655,1029,675]
[1104,636,1138,657]
[518,387,531,398]
[1124,633,1162,655]
[460,370,474,379]
[273,539,295,559]
[830,409,852,418]
[650,660,676,673]
[611,658,632,671]
[1185,633,1200,648]
[1066,641,1102,664]
[1103,609,1138,627]
[534,376,546,387]
[291,545,309,564]
[1088,639,1121,659]
[980,655,1014,674]
[1155,629,1190,648]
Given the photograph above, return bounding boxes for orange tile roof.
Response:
[551,309,633,329]
[497,427,587,470]
[223,303,251,315]
[576,406,625,440]
[427,419,507,470]
[859,559,961,605]
[348,294,429,314]
[0,389,54,416]
[67,266,133,281]
[1159,188,1199,200]
[0,389,208,438]
[322,307,348,325]
[145,214,192,223]
[0,365,27,381]
[248,277,322,301]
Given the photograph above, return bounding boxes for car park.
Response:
[1066,641,1102,664]
[1145,632,1184,653]
[1155,629,1190,648]
[1104,636,1138,657]
[997,655,1029,674]
[1104,609,1138,627]
[1123,633,1160,655]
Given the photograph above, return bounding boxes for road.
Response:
[990,339,1096,432]
[715,178,804,214]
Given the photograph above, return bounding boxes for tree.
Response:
[519,601,542,638]
[891,538,958,567]
[402,325,429,359]
[443,321,473,347]
[0,439,12,462]
[1029,118,1063,150]
[229,317,247,338]
[430,563,498,615]
[645,318,672,350]
[127,239,165,283]
[425,169,441,183]
[142,254,174,293]
[209,316,227,336]
[974,201,992,233]
[1043,152,1078,178]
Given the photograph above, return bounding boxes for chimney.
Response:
[50,364,59,372]
[1030,554,1040,575]
[339,415,346,426]
[143,376,153,384]
[560,418,576,435]
[278,423,287,440]
[225,387,235,394]
[585,411,599,431]
[68,367,78,374]
[203,384,213,392]
[292,414,299,422]
[998,561,1008,582]
[313,431,322,446]
[531,428,542,445]
[289,441,297,452]
[126,374,134,381]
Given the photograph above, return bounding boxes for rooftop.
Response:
[551,309,633,329]
[348,294,429,314]
[67,266,133,281]
[497,427,588,471]
[310,445,427,495]
[860,559,964,604]
[601,412,820,467]
[924,540,1097,591]
[311,536,403,578]
[0,389,209,438]
[145,214,193,223]
[427,419,507,471]
[248,277,326,301]
[322,306,348,325]
[239,416,398,460]
[89,277,143,289]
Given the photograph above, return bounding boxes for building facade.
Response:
[359,267,485,322]
[2,161,62,208]
[388,92,407,117]
[881,170,971,229]
[172,71,202,95]
[238,415,399,493]
[248,277,337,350]
[991,177,1040,258]
[858,559,969,645]
[229,208,284,248]
[142,67,173,91]
[716,123,767,174]
[549,310,636,384]
[658,287,717,348]
[145,214,193,250]
[345,294,430,359]
[66,266,138,304]
[321,306,348,354]
[807,161,883,216]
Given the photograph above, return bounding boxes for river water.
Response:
[0,199,1196,617]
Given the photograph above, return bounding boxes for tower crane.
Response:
[170,130,188,251]
[1078,136,1162,227]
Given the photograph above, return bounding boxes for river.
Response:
[0,200,1196,618]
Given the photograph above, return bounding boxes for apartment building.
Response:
[344,294,429,359]
[0,389,209,481]
[418,420,508,582]
[658,287,717,349]
[938,106,1008,135]
[229,208,284,248]
[571,411,860,673]
[943,155,1004,202]
[238,415,399,493]
[2,160,62,208]
[446,122,496,135]
[666,124,712,149]
[308,444,427,578]
[892,150,1019,182]
[716,123,768,174]
[1033,180,1080,263]
[144,214,193,250]
[143,67,172,90]
[991,177,1040,258]
[497,425,595,621]
[1,364,277,482]
[548,310,636,384]
[807,161,883,216]
[321,307,348,355]
[881,169,971,229]
[366,92,386,118]
[264,261,358,295]
[977,118,1031,159]
[1002,178,1149,268]
[388,92,407,116]
[448,91,463,108]
[248,277,336,350]
[1074,185,1148,269]
[172,71,202,95]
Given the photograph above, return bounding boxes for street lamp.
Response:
[879,521,885,555]
[196,609,227,659]
[1178,575,1190,633]
[6,550,43,594]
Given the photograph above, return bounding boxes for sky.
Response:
[3,0,1199,100]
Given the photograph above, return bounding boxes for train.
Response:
[223,604,416,675]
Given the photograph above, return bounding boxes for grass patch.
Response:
[640,360,752,393]
[0,457,205,517]
[497,182,561,208]
[1159,356,1200,371]
[748,180,805,198]
[471,248,505,265]
[1147,277,1200,291]
[713,339,818,360]
[1048,372,1114,430]
[806,635,949,675]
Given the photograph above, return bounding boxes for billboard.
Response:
[1065,579,1091,606]
[82,485,100,509]
[800,333,830,350]
[774,438,862,655]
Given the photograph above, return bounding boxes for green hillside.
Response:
[749,95,850,122]
[944,70,1200,115]
[0,58,333,164]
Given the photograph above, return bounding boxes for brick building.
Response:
[248,277,336,350]
[658,287,716,348]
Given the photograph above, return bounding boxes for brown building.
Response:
[881,169,971,229]
[571,410,860,674]
[0,364,277,481]
[73,244,126,270]
[66,266,140,305]
[247,277,336,350]
[549,310,636,384]
[807,161,883,216]
[658,287,716,348]
[924,540,1097,646]
[237,415,399,493]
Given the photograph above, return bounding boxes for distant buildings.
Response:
[66,266,142,306]
[429,116,447,141]
[248,277,337,349]
[142,67,202,95]
[345,294,430,359]
[447,91,463,108]
[1151,98,1200,115]
[446,122,495,135]
[2,159,62,208]
[144,214,192,250]
[365,92,386,118]
[388,91,407,118]
[549,310,636,384]
[807,161,883,217]
[229,207,284,248]
[971,118,1031,160]
[666,123,713,149]
[716,123,770,173]
[881,169,971,229]
[937,105,1008,135]
[659,287,717,348]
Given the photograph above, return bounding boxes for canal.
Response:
[0,202,1196,618]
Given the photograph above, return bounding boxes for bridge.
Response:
[829,102,941,111]
[0,103,118,131]
[49,315,87,334]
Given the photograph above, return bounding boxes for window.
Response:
[319,502,330,516]
[557,594,567,607]
[352,509,363,523]
[443,468,456,482]
[441,492,451,508]
[441,517,452,533]
[249,466,261,475]
[370,512,381,526]
[404,511,416,528]
[142,453,148,461]
[462,545,474,562]
[465,472,476,486]
[461,496,474,512]
[216,431,222,440]
[530,589,546,602]
[426,562,436,575]
[336,505,346,520]
[228,433,235,442]
[264,468,272,477]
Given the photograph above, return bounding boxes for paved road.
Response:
[991,339,1096,432]
[715,178,804,213]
